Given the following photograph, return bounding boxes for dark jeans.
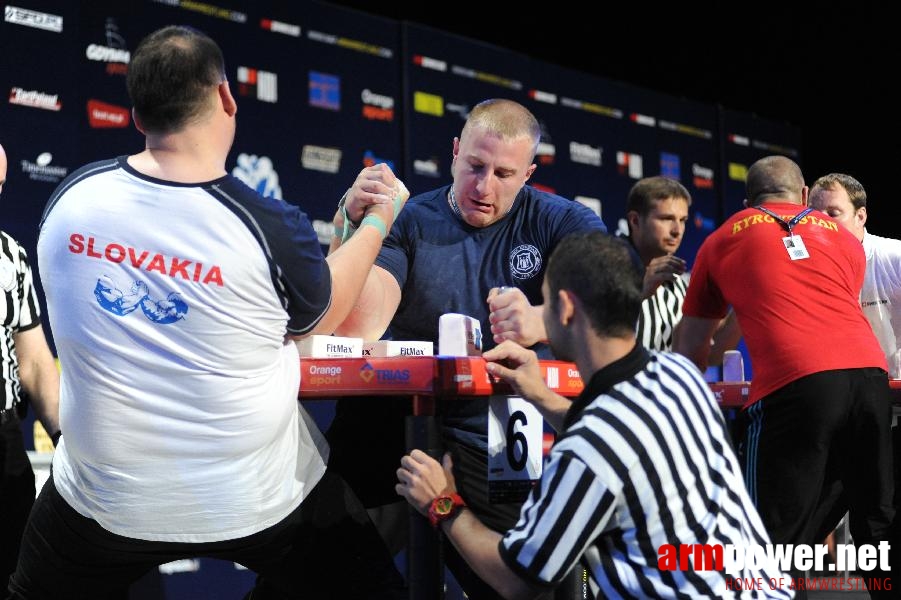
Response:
[7,469,406,600]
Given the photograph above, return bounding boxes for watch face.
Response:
[434,496,454,515]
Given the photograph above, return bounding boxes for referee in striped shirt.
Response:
[397,232,789,599]
[0,142,60,585]
[620,176,739,359]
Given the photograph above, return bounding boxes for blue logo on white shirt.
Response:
[94,275,188,324]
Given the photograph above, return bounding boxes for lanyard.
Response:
[753,206,814,236]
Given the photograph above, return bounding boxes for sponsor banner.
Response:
[4,5,62,32]
[150,0,247,23]
[87,99,129,128]
[309,71,339,110]
[692,163,715,189]
[301,145,341,174]
[237,67,277,103]
[306,29,392,58]
[9,87,61,111]
[259,18,299,37]
[20,152,68,183]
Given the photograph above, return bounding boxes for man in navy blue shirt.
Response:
[328,98,606,599]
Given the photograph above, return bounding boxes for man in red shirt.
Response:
[674,155,894,598]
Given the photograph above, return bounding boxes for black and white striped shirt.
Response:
[637,274,688,352]
[499,345,790,598]
[0,231,41,411]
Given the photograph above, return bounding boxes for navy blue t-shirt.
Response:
[376,184,606,448]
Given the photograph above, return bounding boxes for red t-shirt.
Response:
[683,202,887,404]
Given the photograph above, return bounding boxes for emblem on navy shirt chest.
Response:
[510,244,542,280]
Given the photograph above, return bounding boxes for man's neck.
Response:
[130,129,228,183]
[575,335,637,383]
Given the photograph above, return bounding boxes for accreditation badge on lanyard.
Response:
[755,206,813,261]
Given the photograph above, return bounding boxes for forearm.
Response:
[442,511,547,600]
[706,310,742,367]
[529,304,548,345]
[527,389,571,433]
[672,316,718,372]
[16,338,60,435]
[332,266,397,340]
[310,224,386,336]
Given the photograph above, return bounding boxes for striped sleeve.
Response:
[500,449,618,587]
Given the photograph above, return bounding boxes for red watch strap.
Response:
[428,493,466,529]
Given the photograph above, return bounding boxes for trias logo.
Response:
[4,5,63,32]
[86,18,130,75]
[361,89,394,121]
[87,100,130,128]
[9,87,61,111]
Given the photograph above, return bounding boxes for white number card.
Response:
[487,396,543,503]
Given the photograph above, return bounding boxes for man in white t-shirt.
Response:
[809,173,901,377]
[9,25,407,600]
[808,171,901,588]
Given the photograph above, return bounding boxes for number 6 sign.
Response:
[487,395,543,503]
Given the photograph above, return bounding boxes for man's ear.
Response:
[132,108,145,134]
[626,210,640,232]
[524,163,536,182]
[857,206,868,228]
[557,289,576,326]
[219,81,237,117]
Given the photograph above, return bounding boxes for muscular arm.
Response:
[332,264,401,340]
[305,164,407,338]
[13,325,60,438]
[396,451,552,600]
[707,310,742,367]
[482,341,571,432]
[487,288,548,347]
[672,315,721,372]
[309,226,396,337]
[441,511,551,600]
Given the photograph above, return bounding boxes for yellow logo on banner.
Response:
[728,162,748,181]
[413,91,443,117]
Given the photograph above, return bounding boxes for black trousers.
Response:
[7,469,406,600]
[0,416,34,592]
[739,368,894,598]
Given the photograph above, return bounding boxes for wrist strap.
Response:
[360,214,387,240]
[338,189,362,243]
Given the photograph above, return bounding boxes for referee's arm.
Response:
[397,450,550,600]
[14,324,60,441]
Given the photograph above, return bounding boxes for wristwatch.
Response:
[428,493,466,529]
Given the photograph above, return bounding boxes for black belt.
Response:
[0,407,18,426]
